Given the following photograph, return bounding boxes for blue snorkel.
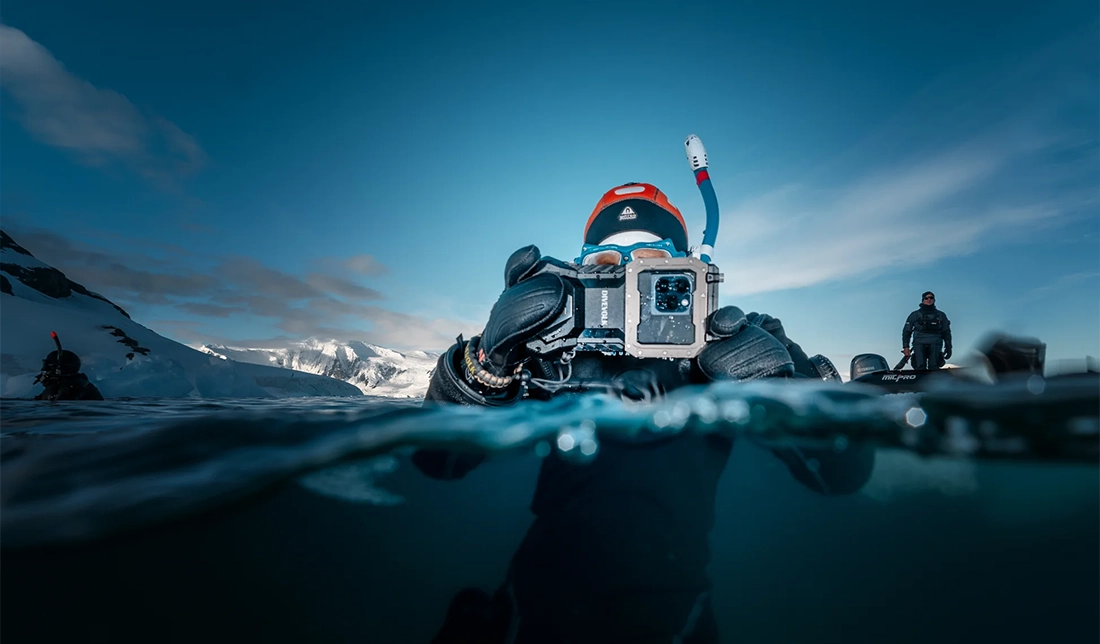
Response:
[684,135,719,264]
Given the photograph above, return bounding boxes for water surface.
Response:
[2,375,1097,643]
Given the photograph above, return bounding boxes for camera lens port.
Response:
[654,275,692,314]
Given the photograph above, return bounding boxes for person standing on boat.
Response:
[902,291,953,370]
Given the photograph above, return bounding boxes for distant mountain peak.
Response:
[198,338,438,399]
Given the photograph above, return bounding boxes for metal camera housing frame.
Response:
[624,256,716,358]
[525,256,723,360]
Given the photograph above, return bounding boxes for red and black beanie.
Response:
[583,183,689,252]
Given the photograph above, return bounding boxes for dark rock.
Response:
[101,325,151,356]
[0,230,131,319]
[0,231,33,256]
[70,282,131,319]
[0,263,72,298]
[1,274,11,296]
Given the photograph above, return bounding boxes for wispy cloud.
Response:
[713,25,1098,296]
[1,225,475,351]
[304,273,384,300]
[1028,271,1100,298]
[340,255,388,277]
[0,23,207,187]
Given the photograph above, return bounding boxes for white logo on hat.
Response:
[618,206,637,221]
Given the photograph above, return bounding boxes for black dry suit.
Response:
[902,304,952,370]
[33,350,104,401]
[414,329,875,643]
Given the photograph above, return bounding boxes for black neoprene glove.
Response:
[696,306,795,381]
[464,245,569,388]
[745,312,840,380]
[943,346,953,361]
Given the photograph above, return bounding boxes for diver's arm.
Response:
[769,442,875,496]
[413,246,568,482]
[735,313,876,495]
[412,341,524,481]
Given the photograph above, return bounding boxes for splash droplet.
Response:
[692,398,719,425]
[556,424,599,464]
[579,438,598,456]
[670,402,692,427]
[905,407,927,427]
[721,400,750,424]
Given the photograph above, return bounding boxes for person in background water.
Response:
[902,291,953,370]
[33,335,104,401]
[415,183,876,644]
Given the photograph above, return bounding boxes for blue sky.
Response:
[1,0,1097,370]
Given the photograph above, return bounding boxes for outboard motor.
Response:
[850,353,889,381]
[978,333,1046,376]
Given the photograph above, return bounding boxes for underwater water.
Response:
[1,375,1097,644]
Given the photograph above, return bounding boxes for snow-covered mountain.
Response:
[0,231,362,399]
[198,339,437,398]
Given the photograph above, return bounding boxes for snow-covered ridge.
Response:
[1,230,363,399]
[197,338,438,398]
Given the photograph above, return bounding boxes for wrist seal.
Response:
[425,340,522,407]
[463,335,524,389]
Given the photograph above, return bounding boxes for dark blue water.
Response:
[2,375,1097,643]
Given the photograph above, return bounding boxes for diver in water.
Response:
[33,332,104,401]
[413,182,876,644]
[902,291,952,370]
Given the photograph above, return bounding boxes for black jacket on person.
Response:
[34,372,104,401]
[413,335,876,643]
[902,303,952,350]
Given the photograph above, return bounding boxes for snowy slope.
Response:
[0,231,362,399]
[198,339,438,398]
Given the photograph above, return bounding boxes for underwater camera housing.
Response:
[525,256,723,359]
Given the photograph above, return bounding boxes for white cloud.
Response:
[341,255,388,276]
[1027,271,1100,297]
[2,224,478,352]
[357,307,482,351]
[710,27,1098,297]
[0,24,206,184]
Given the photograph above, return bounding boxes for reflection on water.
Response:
[1,374,1097,643]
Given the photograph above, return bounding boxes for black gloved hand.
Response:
[696,306,794,381]
[943,346,952,361]
[468,246,568,384]
[745,312,821,378]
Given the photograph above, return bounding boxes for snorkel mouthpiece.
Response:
[685,134,708,171]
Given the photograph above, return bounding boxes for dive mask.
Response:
[575,238,685,266]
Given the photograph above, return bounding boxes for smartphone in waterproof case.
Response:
[525,256,723,359]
